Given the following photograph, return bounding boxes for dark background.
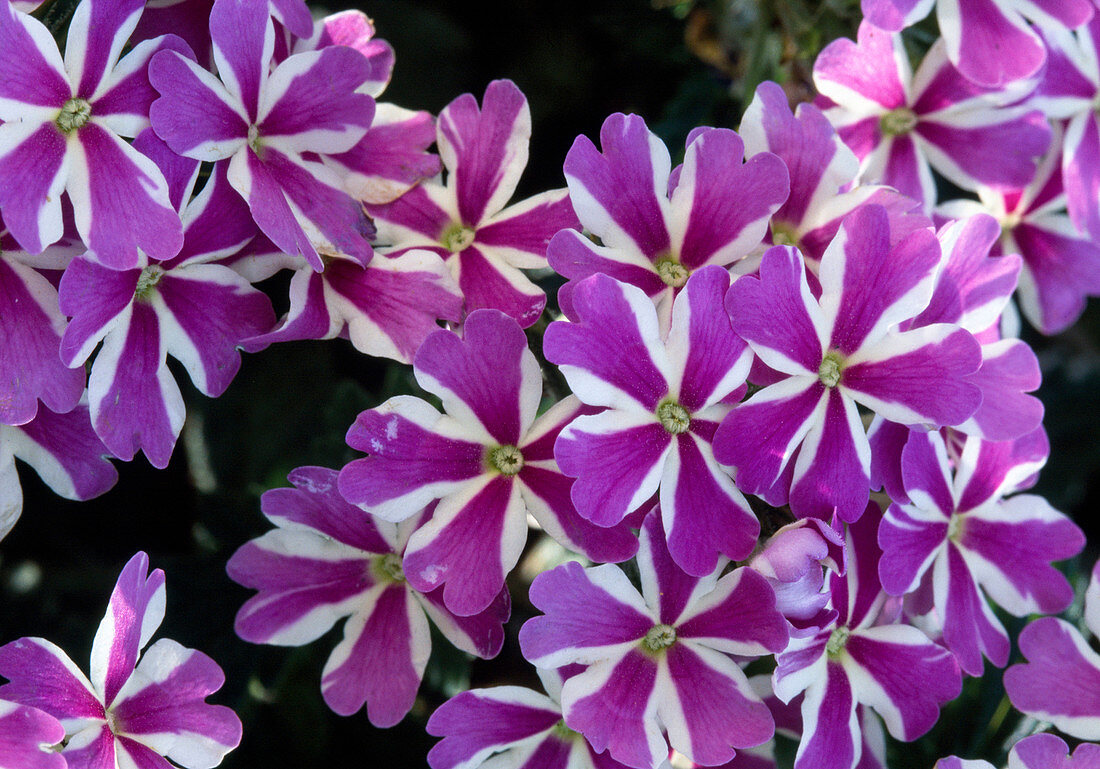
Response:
[4,1,1100,767]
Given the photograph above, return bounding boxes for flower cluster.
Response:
[1,0,1098,768]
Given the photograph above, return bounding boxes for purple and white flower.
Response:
[369,79,577,328]
[0,0,188,267]
[878,428,1082,675]
[549,113,788,325]
[149,0,376,271]
[544,267,756,576]
[227,466,508,727]
[774,503,961,769]
[339,309,638,616]
[57,130,274,468]
[814,23,1051,211]
[520,510,789,769]
[0,552,241,769]
[714,205,983,521]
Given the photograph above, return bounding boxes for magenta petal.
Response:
[520,464,639,563]
[11,403,118,502]
[453,245,547,328]
[664,643,774,763]
[0,121,69,255]
[88,302,182,468]
[61,725,116,769]
[426,688,562,769]
[325,251,463,364]
[0,701,67,769]
[794,661,859,769]
[414,309,537,446]
[555,415,670,528]
[788,389,870,522]
[320,584,425,725]
[416,584,509,659]
[148,49,248,159]
[0,637,103,722]
[713,379,825,498]
[878,504,947,596]
[259,46,375,152]
[845,626,961,740]
[944,0,1046,87]
[1063,112,1100,243]
[401,476,524,616]
[330,106,440,205]
[1006,617,1100,739]
[544,273,670,411]
[58,256,139,366]
[520,562,652,667]
[439,79,530,226]
[0,257,84,423]
[0,3,69,111]
[673,128,789,268]
[563,651,664,769]
[814,23,907,111]
[565,112,672,257]
[157,266,275,396]
[340,399,486,516]
[843,325,982,427]
[960,340,1042,441]
[264,466,389,553]
[108,639,241,765]
[939,544,1009,676]
[90,552,166,707]
[208,0,270,119]
[726,246,825,375]
[71,123,183,268]
[662,433,758,575]
[670,265,750,412]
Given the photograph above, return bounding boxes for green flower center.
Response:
[56,98,92,133]
[826,626,851,657]
[552,720,580,740]
[374,552,405,583]
[655,255,690,288]
[441,222,477,252]
[818,351,845,388]
[879,107,918,137]
[642,623,677,651]
[487,444,524,476]
[947,513,963,543]
[771,221,800,248]
[247,124,263,156]
[134,265,166,301]
[656,399,691,434]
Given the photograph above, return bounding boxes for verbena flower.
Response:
[520,510,788,769]
[0,552,241,769]
[149,0,376,271]
[0,0,187,268]
[57,131,274,468]
[339,309,637,616]
[814,23,1050,211]
[878,428,1082,675]
[714,205,983,521]
[227,466,508,727]
[544,267,758,576]
[369,79,577,328]
[549,113,788,326]
[774,503,961,769]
